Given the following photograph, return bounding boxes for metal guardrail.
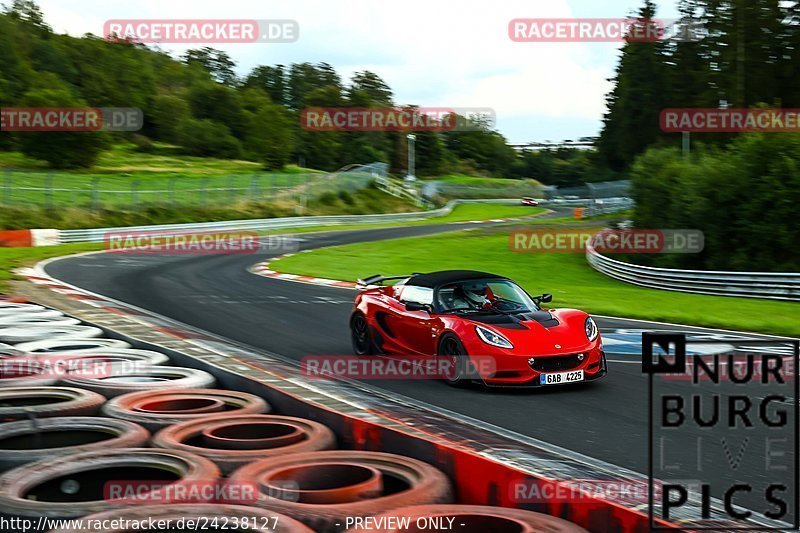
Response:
[57,197,630,243]
[58,203,454,243]
[586,240,800,301]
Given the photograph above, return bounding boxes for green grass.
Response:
[427,174,543,187]
[0,185,418,230]
[256,203,546,235]
[420,204,543,223]
[0,243,104,292]
[424,174,545,200]
[271,229,800,337]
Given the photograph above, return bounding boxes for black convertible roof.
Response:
[406,270,507,288]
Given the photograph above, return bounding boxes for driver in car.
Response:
[459,283,495,309]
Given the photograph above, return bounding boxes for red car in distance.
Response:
[350,270,607,387]
[521,197,540,206]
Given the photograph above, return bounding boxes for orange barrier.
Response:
[0,230,33,247]
[0,229,59,247]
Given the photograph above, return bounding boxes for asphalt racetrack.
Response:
[45,220,797,521]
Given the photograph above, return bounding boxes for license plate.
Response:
[540,370,584,385]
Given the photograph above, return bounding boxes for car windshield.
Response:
[437,280,538,314]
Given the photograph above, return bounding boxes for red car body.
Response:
[350,270,607,387]
[521,197,539,206]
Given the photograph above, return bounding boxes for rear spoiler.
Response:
[356,274,413,287]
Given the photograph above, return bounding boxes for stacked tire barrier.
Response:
[0,298,588,532]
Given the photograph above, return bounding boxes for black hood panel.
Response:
[467,310,559,329]
[519,310,560,328]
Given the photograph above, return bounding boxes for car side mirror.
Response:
[405,301,430,313]
[539,293,553,303]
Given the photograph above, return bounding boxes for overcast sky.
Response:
[32,0,679,143]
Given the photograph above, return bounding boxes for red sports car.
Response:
[520,197,539,206]
[350,270,607,387]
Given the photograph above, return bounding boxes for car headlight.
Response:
[585,316,599,341]
[475,325,513,349]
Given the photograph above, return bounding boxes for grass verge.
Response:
[426,174,543,187]
[270,229,800,337]
[257,204,546,235]
[0,186,419,230]
[0,243,104,293]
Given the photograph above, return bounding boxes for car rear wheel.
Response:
[438,334,472,387]
[350,312,374,355]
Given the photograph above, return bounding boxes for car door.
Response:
[391,285,436,356]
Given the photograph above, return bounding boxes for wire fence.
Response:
[0,168,375,210]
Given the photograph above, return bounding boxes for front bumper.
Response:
[467,344,607,387]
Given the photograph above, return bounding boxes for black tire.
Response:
[0,386,106,420]
[437,334,473,387]
[350,312,374,355]
[0,448,220,520]
[0,416,149,470]
[101,388,270,431]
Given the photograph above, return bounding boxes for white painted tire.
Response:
[62,364,216,397]
[0,310,66,322]
[13,338,131,353]
[0,304,50,316]
[41,349,171,367]
[0,325,103,344]
[0,343,23,357]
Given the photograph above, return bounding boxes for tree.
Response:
[244,65,287,105]
[347,71,393,105]
[15,87,107,168]
[187,82,246,137]
[176,118,241,158]
[443,114,517,177]
[150,94,191,142]
[182,47,237,86]
[413,130,446,176]
[4,0,48,30]
[287,62,342,109]
[598,1,668,170]
[239,89,295,169]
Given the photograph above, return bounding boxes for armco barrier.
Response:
[55,199,500,244]
[7,197,632,246]
[586,240,800,301]
[3,199,524,246]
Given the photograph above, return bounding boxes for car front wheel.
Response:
[438,334,472,387]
